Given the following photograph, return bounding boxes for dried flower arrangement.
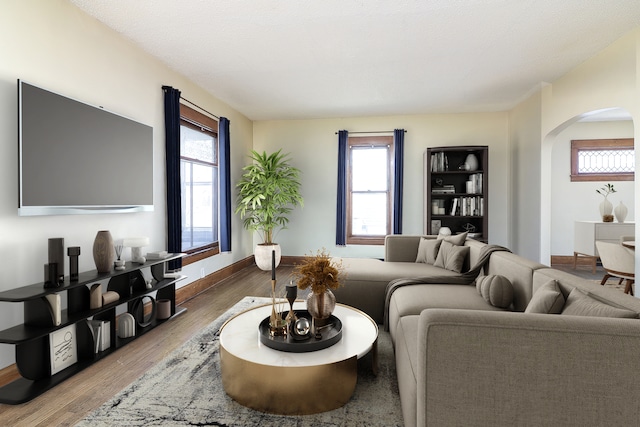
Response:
[294,248,343,294]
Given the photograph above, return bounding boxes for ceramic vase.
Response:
[306,289,336,320]
[614,201,628,223]
[599,197,614,222]
[93,230,114,273]
[464,153,479,171]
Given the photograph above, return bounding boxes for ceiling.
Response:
[69,0,640,121]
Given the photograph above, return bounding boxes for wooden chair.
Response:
[595,241,635,295]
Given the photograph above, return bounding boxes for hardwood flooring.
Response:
[0,265,296,427]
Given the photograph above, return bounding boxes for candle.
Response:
[271,249,276,280]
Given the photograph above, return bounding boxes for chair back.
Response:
[595,241,635,278]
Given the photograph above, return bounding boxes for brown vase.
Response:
[93,230,114,273]
[306,289,336,320]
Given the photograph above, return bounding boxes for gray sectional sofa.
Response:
[333,235,640,427]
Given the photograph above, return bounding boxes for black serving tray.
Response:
[258,310,342,353]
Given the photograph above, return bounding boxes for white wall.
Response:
[539,28,640,265]
[0,0,253,369]
[253,113,510,259]
[551,120,635,255]
[508,91,543,260]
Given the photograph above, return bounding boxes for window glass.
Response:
[179,113,219,255]
[351,192,388,236]
[351,147,388,191]
[577,149,634,174]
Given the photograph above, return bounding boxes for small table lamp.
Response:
[123,237,150,263]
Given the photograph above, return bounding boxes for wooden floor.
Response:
[0,264,295,427]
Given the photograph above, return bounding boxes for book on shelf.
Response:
[432,184,455,194]
[449,196,484,216]
[450,198,458,216]
[147,250,169,260]
[430,152,449,172]
[466,173,482,194]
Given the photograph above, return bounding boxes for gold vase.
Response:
[306,289,336,320]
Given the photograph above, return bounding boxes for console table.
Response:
[573,221,635,272]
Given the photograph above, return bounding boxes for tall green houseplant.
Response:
[235,149,304,244]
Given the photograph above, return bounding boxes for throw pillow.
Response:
[441,231,468,246]
[561,288,638,318]
[415,238,442,264]
[433,240,470,273]
[525,280,565,314]
[477,275,513,309]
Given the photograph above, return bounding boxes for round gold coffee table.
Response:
[219,301,378,415]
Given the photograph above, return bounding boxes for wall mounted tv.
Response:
[18,80,154,216]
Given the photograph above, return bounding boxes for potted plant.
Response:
[294,249,343,322]
[235,149,303,270]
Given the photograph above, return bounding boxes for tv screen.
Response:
[18,80,154,216]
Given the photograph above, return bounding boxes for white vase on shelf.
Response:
[614,201,628,223]
[464,153,479,171]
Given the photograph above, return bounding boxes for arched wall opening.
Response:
[541,107,635,285]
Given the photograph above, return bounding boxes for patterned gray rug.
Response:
[76,296,403,426]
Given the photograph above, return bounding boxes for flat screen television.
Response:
[18,80,154,216]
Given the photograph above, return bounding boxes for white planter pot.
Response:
[254,244,282,271]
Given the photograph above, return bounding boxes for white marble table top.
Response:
[220,301,378,368]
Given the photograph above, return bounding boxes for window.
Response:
[347,136,393,245]
[571,138,634,182]
[180,104,219,262]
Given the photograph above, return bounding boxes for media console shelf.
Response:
[0,253,186,404]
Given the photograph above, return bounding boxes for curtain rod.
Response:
[334,130,407,134]
[180,97,220,120]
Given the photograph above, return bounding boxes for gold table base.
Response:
[221,347,358,415]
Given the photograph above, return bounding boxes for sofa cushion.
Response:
[476,275,513,308]
[388,284,505,343]
[561,288,638,318]
[525,279,565,314]
[434,241,470,273]
[415,238,442,264]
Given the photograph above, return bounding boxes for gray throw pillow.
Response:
[415,238,442,264]
[434,240,470,273]
[442,231,468,246]
[525,279,565,314]
[561,288,638,318]
[476,275,513,309]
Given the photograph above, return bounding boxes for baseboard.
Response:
[281,255,305,266]
[551,255,599,266]
[175,256,255,305]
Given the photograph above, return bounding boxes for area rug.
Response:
[76,296,403,427]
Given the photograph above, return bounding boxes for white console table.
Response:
[573,221,635,272]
